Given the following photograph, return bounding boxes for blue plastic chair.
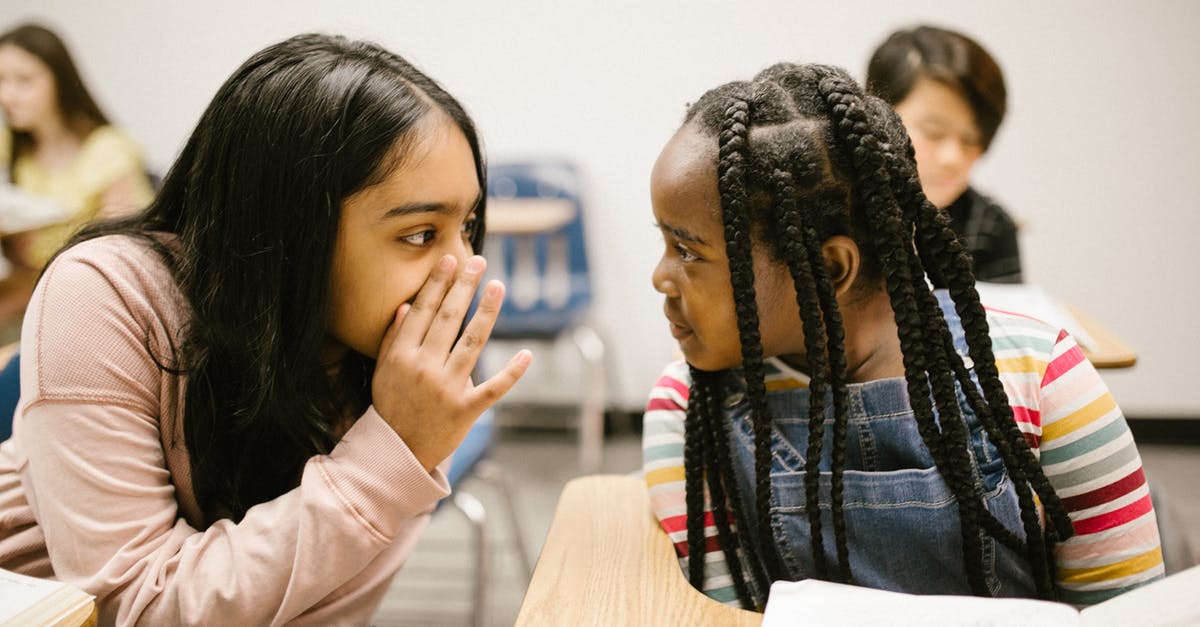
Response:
[441,408,531,627]
[484,161,608,472]
[0,349,19,442]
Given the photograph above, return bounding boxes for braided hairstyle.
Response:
[677,63,1072,610]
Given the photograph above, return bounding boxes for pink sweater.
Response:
[0,235,451,625]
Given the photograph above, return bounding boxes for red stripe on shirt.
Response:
[1009,404,1041,430]
[1071,493,1154,535]
[1060,468,1146,512]
[674,534,724,556]
[657,374,690,400]
[1042,338,1086,386]
[646,397,684,413]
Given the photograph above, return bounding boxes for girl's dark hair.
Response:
[0,23,110,181]
[865,25,1006,150]
[61,33,487,522]
[678,63,1071,610]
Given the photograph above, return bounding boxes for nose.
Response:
[448,228,472,264]
[652,255,678,297]
[934,138,967,169]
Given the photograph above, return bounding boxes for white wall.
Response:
[7,1,1198,415]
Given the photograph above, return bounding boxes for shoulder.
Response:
[984,307,1061,353]
[80,125,142,156]
[27,234,185,407]
[965,187,1019,228]
[45,234,175,291]
[647,359,692,409]
[981,306,1075,393]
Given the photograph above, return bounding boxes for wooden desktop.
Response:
[515,474,762,626]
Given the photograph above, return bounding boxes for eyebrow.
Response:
[382,191,483,220]
[655,221,708,246]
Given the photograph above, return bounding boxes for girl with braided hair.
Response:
[642,62,1162,612]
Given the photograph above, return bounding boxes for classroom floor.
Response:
[373,416,1200,627]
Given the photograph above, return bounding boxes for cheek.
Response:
[907,134,936,171]
[328,252,410,358]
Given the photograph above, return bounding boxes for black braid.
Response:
[684,372,708,588]
[772,168,854,583]
[692,370,761,609]
[715,95,788,582]
[772,169,831,580]
[888,122,1071,596]
[815,68,1002,594]
[796,194,854,585]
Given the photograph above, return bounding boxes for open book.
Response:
[0,184,73,235]
[0,568,94,626]
[762,564,1199,627]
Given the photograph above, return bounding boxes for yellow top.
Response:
[0,125,154,268]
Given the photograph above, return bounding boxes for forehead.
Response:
[651,126,721,222]
[900,77,978,128]
[0,44,48,72]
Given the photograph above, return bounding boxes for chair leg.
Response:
[475,459,534,581]
[450,490,489,627]
[572,324,606,473]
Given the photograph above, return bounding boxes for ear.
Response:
[821,235,861,298]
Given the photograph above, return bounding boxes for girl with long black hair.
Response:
[0,33,530,623]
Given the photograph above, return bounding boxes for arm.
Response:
[642,361,741,606]
[1036,330,1164,604]
[17,243,450,625]
[20,401,447,625]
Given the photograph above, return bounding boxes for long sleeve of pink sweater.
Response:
[0,235,451,625]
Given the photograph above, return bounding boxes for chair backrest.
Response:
[0,351,19,442]
[484,162,592,338]
[446,409,495,488]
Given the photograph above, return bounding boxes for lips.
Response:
[663,306,693,340]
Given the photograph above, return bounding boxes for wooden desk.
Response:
[516,475,761,626]
[973,283,1136,370]
[1069,305,1137,369]
[486,197,575,234]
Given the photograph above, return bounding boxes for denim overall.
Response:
[721,291,1036,596]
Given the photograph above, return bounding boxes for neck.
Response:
[29,114,84,169]
[839,284,905,382]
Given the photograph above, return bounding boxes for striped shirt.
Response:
[643,306,1163,606]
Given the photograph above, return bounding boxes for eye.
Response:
[461,213,479,239]
[674,242,700,263]
[400,229,436,246]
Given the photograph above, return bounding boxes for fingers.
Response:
[375,302,410,358]
[396,254,459,348]
[444,279,504,376]
[422,256,487,357]
[469,349,533,411]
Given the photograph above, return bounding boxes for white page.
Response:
[762,579,1081,627]
[0,568,69,622]
[0,183,73,234]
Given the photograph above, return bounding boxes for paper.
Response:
[762,567,1200,627]
[0,569,72,622]
[761,579,1080,627]
[0,183,73,235]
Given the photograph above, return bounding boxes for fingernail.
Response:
[466,256,485,274]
